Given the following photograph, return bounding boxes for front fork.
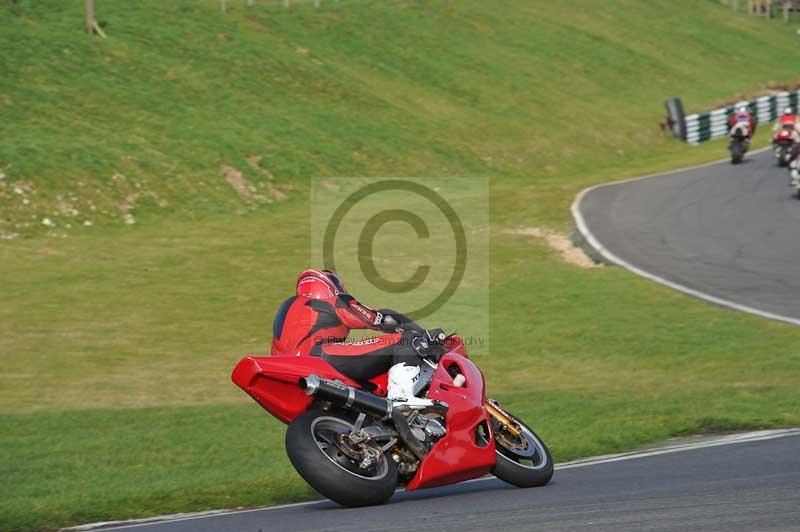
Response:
[484,398,522,438]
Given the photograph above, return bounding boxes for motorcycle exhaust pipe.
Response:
[299,374,393,419]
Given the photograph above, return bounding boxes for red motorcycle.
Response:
[231,331,553,507]
[774,125,796,167]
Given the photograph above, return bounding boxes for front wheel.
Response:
[489,406,554,488]
[778,146,789,167]
[285,409,398,507]
[730,140,743,164]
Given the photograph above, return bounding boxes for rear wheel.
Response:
[285,409,398,507]
[490,407,553,488]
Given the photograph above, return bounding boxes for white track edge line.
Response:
[66,428,800,531]
[570,147,800,327]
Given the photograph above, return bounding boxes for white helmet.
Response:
[784,107,794,116]
[736,101,749,113]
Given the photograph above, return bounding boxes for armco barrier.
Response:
[677,91,800,145]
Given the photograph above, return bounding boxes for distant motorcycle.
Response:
[772,124,795,167]
[728,109,754,165]
[790,158,800,199]
[729,125,749,165]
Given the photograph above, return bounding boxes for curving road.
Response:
[74,431,800,532]
[574,148,800,325]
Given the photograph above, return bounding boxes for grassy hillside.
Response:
[2,1,800,530]
[4,0,800,233]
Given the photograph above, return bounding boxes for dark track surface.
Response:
[577,148,800,323]
[97,434,800,532]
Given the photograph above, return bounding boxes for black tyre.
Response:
[285,409,398,507]
[730,140,743,165]
[779,146,789,167]
[664,97,687,140]
[490,411,554,488]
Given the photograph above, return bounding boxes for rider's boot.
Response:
[387,363,434,409]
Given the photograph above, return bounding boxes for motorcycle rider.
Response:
[271,269,437,408]
[789,139,800,186]
[728,102,756,146]
[773,107,800,142]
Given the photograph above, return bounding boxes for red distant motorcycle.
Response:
[773,125,795,167]
[232,331,553,507]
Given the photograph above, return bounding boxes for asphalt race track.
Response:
[575,148,800,325]
[85,431,800,532]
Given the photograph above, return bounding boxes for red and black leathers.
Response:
[271,293,421,382]
[778,113,797,128]
[729,111,756,137]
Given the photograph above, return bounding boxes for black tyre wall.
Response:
[665,97,687,141]
[285,409,398,507]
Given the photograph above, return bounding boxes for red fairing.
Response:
[444,336,469,358]
[232,335,496,492]
[232,355,358,424]
[729,112,756,135]
[231,355,389,423]
[405,352,496,490]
